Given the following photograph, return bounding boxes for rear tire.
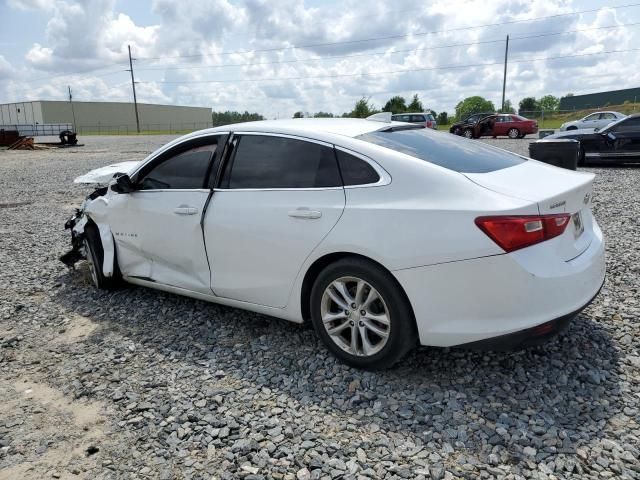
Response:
[507,128,520,139]
[310,258,416,370]
[567,126,578,131]
[83,225,120,290]
[578,147,586,167]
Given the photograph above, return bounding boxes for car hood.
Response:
[74,161,141,184]
[545,128,597,139]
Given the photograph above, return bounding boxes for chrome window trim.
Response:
[131,188,212,194]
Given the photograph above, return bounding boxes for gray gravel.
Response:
[1,135,639,479]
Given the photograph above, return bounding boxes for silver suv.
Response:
[391,112,437,130]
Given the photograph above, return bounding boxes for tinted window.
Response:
[336,150,380,186]
[410,115,426,122]
[140,144,216,190]
[392,114,411,122]
[611,117,640,133]
[357,129,525,173]
[225,135,341,189]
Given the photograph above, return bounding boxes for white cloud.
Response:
[2,0,640,117]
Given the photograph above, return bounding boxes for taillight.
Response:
[475,214,571,252]
[426,121,433,128]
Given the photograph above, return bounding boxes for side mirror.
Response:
[111,173,135,194]
[605,132,617,142]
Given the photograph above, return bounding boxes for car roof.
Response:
[159,118,422,153]
[194,118,407,139]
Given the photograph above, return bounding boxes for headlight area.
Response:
[59,186,108,268]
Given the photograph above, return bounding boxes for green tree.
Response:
[537,94,560,112]
[407,94,424,112]
[383,95,407,113]
[499,99,514,113]
[313,112,334,118]
[348,97,377,118]
[212,110,265,125]
[518,97,538,115]
[293,111,304,118]
[455,96,495,121]
[436,111,449,125]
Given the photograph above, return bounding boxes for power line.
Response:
[132,22,640,72]
[139,47,640,86]
[136,2,640,61]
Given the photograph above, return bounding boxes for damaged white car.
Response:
[62,118,605,369]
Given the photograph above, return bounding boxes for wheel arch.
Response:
[299,252,417,328]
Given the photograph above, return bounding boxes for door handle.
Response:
[173,205,199,215]
[288,208,322,219]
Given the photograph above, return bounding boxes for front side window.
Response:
[611,117,640,133]
[139,144,217,190]
[600,113,615,120]
[584,114,599,121]
[223,135,341,189]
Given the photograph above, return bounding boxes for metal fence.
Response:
[74,122,216,135]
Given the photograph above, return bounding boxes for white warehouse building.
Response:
[0,100,212,133]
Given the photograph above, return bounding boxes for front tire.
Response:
[507,128,520,139]
[310,258,416,370]
[463,128,474,139]
[83,225,120,290]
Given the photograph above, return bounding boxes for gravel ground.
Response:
[0,135,638,480]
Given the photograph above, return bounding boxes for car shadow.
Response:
[51,268,622,464]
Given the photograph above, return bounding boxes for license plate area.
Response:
[572,211,584,239]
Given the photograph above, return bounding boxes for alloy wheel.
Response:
[83,239,99,288]
[508,128,519,139]
[463,129,473,139]
[320,276,390,357]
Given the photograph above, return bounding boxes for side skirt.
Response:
[123,276,302,323]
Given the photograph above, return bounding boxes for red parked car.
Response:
[462,114,538,139]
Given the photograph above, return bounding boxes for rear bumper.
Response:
[393,220,605,347]
[455,279,602,350]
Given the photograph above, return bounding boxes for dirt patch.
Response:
[54,314,98,344]
[0,379,107,480]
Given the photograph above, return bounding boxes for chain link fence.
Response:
[74,121,217,135]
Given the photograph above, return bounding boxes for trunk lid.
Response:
[465,160,595,260]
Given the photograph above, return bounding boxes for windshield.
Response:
[602,115,629,132]
[357,128,525,173]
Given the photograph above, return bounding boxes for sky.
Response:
[0,0,639,118]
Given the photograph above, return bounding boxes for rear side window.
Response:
[139,145,216,190]
[336,150,380,185]
[410,115,426,122]
[357,129,525,173]
[224,135,341,189]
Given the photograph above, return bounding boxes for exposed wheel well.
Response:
[300,252,416,327]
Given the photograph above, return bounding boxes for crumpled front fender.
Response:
[61,188,116,278]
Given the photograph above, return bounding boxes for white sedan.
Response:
[559,111,625,131]
[62,117,605,369]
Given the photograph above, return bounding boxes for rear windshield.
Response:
[356,129,526,173]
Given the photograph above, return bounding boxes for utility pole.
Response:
[127,44,141,133]
[501,35,509,113]
[68,85,77,131]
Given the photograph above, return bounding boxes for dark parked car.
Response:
[543,113,640,165]
[458,114,538,139]
[391,112,437,129]
[449,112,493,135]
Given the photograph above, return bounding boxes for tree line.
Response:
[293,93,451,126]
[214,93,567,126]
